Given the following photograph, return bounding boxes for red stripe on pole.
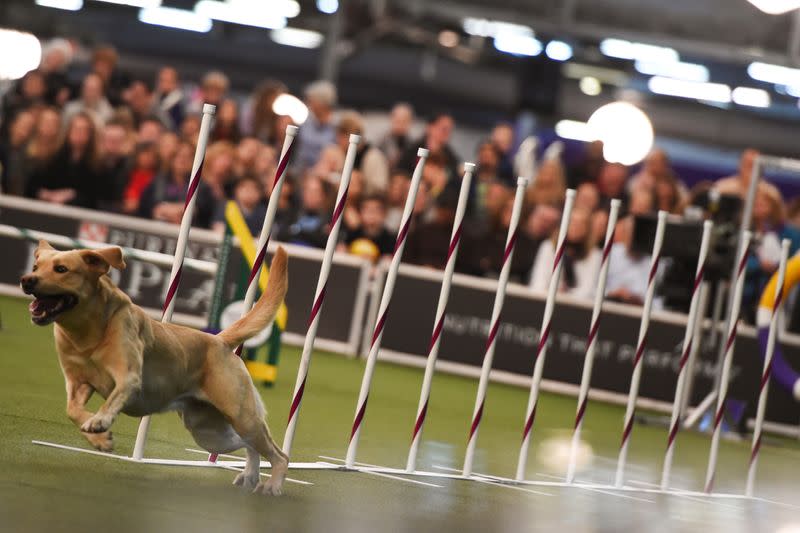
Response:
[750,435,762,465]
[536,322,551,357]
[774,286,784,314]
[330,185,350,227]
[288,376,307,424]
[713,395,727,430]
[522,402,538,440]
[468,402,484,441]
[504,230,519,264]
[161,267,182,318]
[693,266,705,294]
[183,161,204,210]
[307,283,328,328]
[394,217,412,254]
[760,360,773,392]
[349,394,369,442]
[270,140,295,193]
[428,315,445,354]
[247,244,268,286]
[446,224,463,262]
[574,398,588,429]
[648,252,661,283]
[666,419,680,448]
[412,399,429,441]
[552,239,566,274]
[621,416,635,447]
[209,453,218,462]
[371,312,388,348]
[632,332,648,367]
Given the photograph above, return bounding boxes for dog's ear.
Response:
[35,240,55,259]
[80,247,126,274]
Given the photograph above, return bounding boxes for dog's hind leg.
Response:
[232,445,261,490]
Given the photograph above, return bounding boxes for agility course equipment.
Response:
[346,148,430,469]
[515,188,577,481]
[406,162,475,474]
[463,176,529,477]
[283,134,361,457]
[565,198,621,484]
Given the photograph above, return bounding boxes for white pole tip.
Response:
[417,148,430,157]
[202,103,217,114]
[517,176,529,187]
[610,198,622,208]
[286,124,299,136]
[463,162,476,172]
[703,219,714,230]
[658,210,668,221]
[349,133,362,144]
[565,188,577,199]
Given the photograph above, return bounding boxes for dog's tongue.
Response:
[29,296,60,315]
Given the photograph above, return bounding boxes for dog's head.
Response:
[20,240,126,326]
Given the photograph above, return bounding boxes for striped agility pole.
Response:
[704,230,751,494]
[283,134,361,458]
[344,148,429,469]
[746,238,790,497]
[564,198,621,484]
[660,220,713,490]
[132,103,216,461]
[462,177,529,478]
[614,210,668,488]
[515,188,577,481]
[405,162,475,474]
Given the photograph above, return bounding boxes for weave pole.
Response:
[514,188,577,481]
[564,198,621,484]
[462,177,529,478]
[660,220,713,490]
[132,103,216,461]
[344,148,430,469]
[614,209,667,488]
[405,162,475,474]
[704,230,752,493]
[283,134,361,457]
[746,239,790,497]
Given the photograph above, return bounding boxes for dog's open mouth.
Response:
[29,293,78,325]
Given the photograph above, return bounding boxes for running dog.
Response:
[20,240,290,495]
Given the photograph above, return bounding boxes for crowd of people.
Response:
[1,39,799,322]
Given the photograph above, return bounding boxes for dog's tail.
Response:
[218,246,288,349]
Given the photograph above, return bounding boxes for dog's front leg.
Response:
[81,351,143,434]
[65,379,114,451]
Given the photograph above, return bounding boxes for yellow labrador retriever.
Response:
[20,240,290,495]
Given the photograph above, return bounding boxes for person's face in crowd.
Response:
[92,58,115,82]
[42,48,68,73]
[739,148,759,185]
[82,74,104,105]
[566,208,591,245]
[135,147,158,171]
[644,149,669,178]
[157,67,178,94]
[500,196,516,229]
[306,96,329,119]
[10,111,35,147]
[598,163,628,197]
[236,138,262,171]
[208,149,234,181]
[235,179,263,211]
[101,124,127,158]
[202,82,226,106]
[302,177,326,212]
[655,176,677,211]
[349,170,365,201]
[181,116,201,142]
[390,105,413,136]
[218,99,238,124]
[37,109,61,140]
[536,160,562,188]
[138,120,164,144]
[22,71,46,100]
[360,199,386,233]
[486,182,511,219]
[753,188,778,227]
[158,131,179,169]
[67,115,93,153]
[591,209,609,245]
[491,124,514,154]
[171,143,195,182]
[526,204,560,240]
[278,179,294,210]
[478,142,499,170]
[314,145,344,176]
[427,116,453,150]
[387,173,410,206]
[629,187,654,216]
[575,182,600,212]
[254,145,277,181]
[423,162,448,191]
[413,182,430,215]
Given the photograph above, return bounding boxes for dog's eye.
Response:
[54,265,68,274]
[32,264,38,272]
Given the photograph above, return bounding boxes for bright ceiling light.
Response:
[494,33,542,57]
[555,120,596,142]
[316,0,338,14]
[747,0,800,14]
[271,27,324,49]
[0,29,42,80]
[284,0,300,18]
[195,0,286,29]
[648,76,732,103]
[635,59,709,82]
[732,86,771,107]
[35,0,83,10]
[272,93,309,124]
[462,17,533,38]
[748,61,800,86]
[579,76,602,96]
[138,6,212,32]
[600,38,679,63]
[587,102,654,165]
[545,40,573,61]
[95,0,161,7]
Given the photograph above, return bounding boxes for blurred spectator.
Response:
[188,70,229,114]
[122,142,159,214]
[241,79,286,143]
[138,140,216,227]
[597,162,629,210]
[474,140,511,188]
[202,141,236,200]
[279,174,330,248]
[25,107,62,170]
[567,140,604,188]
[629,148,672,192]
[419,153,452,222]
[157,130,179,174]
[385,171,410,233]
[575,181,600,212]
[490,122,515,182]
[378,102,414,169]
[1,70,48,140]
[654,174,686,214]
[212,99,241,143]
[398,112,459,180]
[715,148,759,198]
[124,79,170,129]
[39,38,74,106]
[253,144,277,187]
[336,110,390,195]
[296,80,337,171]
[527,158,567,207]
[787,196,800,230]
[90,45,129,107]
[470,179,511,231]
[309,144,345,185]
[25,112,103,208]
[530,207,600,300]
[97,119,133,210]
[212,176,267,236]
[180,113,201,143]
[523,203,561,258]
[138,116,164,144]
[406,189,460,268]
[63,73,113,125]
[341,169,365,234]
[0,110,36,195]
[153,66,184,130]
[233,137,263,180]
[340,195,394,263]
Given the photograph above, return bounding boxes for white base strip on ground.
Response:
[317,456,444,488]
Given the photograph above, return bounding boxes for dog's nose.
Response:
[20,275,38,294]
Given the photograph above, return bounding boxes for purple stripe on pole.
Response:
[412,399,429,441]
[469,402,484,441]
[522,402,538,440]
[161,267,182,318]
[270,140,295,193]
[349,394,369,442]
[428,316,445,354]
[574,398,587,429]
[288,376,307,424]
[307,283,328,328]
[183,161,204,209]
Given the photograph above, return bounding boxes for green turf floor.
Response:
[1,294,799,532]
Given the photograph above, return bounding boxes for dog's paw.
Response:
[81,413,113,434]
[232,470,259,490]
[84,431,114,452]
[253,478,283,496]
